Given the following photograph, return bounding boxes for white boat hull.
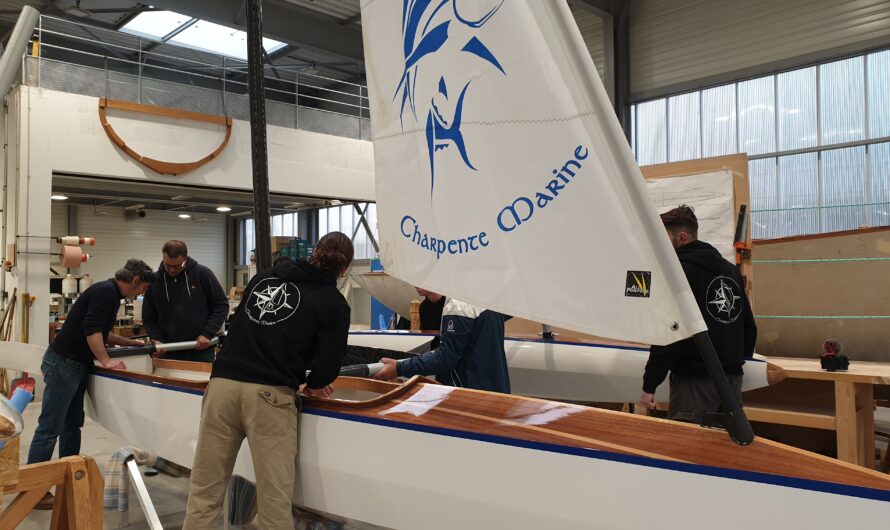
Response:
[347,331,770,403]
[84,369,890,529]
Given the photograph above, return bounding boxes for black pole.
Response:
[247,0,272,272]
[692,332,755,445]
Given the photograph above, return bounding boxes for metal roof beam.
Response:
[148,0,364,61]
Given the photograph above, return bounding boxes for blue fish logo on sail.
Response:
[395,0,507,193]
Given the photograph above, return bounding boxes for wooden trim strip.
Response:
[98,97,233,176]
[753,225,890,246]
[153,358,212,373]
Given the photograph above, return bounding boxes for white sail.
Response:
[361,0,706,345]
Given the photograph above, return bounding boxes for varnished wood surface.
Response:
[98,98,232,175]
[95,367,890,492]
[93,366,209,392]
[308,380,890,492]
[153,358,212,373]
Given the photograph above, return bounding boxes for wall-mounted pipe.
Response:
[0,7,39,99]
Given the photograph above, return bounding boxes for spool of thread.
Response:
[59,245,89,268]
[79,274,93,292]
[62,274,77,295]
[57,236,95,246]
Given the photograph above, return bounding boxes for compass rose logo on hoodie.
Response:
[706,276,742,324]
[246,278,301,326]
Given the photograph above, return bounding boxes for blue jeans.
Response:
[27,348,89,464]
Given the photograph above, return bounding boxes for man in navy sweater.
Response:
[142,240,228,362]
[29,259,155,509]
[374,298,510,393]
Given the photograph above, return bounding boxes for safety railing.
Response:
[24,15,371,140]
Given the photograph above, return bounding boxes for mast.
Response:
[247,0,272,272]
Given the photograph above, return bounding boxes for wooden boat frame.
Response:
[98,98,233,176]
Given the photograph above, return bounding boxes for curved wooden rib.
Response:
[98,98,233,175]
[302,375,438,409]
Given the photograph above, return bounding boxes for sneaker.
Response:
[34,492,54,510]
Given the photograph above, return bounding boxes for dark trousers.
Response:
[27,348,89,463]
[668,372,743,424]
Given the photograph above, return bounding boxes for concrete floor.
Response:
[8,403,207,529]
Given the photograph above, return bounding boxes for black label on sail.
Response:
[625,271,651,298]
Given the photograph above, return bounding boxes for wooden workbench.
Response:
[745,356,890,468]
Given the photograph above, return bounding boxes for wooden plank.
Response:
[767,357,890,385]
[153,358,213,373]
[754,225,890,245]
[0,486,51,528]
[85,457,103,527]
[744,405,836,430]
[100,97,231,126]
[64,458,98,529]
[1,459,67,494]
[835,381,859,465]
[855,383,875,469]
[50,478,68,530]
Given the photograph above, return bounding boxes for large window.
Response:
[240,204,379,265]
[631,50,890,239]
[318,203,379,260]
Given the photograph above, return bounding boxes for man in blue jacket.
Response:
[374,298,510,393]
[142,240,229,362]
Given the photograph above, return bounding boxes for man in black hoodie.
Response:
[183,232,353,530]
[641,205,757,423]
[142,240,229,362]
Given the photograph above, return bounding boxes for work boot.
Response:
[34,492,54,510]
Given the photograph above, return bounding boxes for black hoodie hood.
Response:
[212,257,350,389]
[272,259,336,286]
[675,240,725,276]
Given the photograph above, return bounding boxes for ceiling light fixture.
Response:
[171,195,190,201]
[124,204,146,211]
[230,210,253,218]
[51,194,68,201]
[216,206,232,212]
[178,213,191,219]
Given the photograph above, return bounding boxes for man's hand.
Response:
[303,384,334,398]
[372,358,399,381]
[151,340,166,356]
[103,359,126,370]
[195,335,212,351]
[640,392,657,410]
[126,337,144,347]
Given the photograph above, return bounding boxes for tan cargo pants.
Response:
[183,377,300,530]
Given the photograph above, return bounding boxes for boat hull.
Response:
[84,364,890,529]
[348,331,771,403]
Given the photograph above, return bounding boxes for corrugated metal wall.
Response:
[50,204,227,286]
[570,4,607,83]
[630,0,890,101]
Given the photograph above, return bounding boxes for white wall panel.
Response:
[630,0,890,100]
[74,205,226,287]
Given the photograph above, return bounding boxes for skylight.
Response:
[120,10,193,40]
[121,11,287,61]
